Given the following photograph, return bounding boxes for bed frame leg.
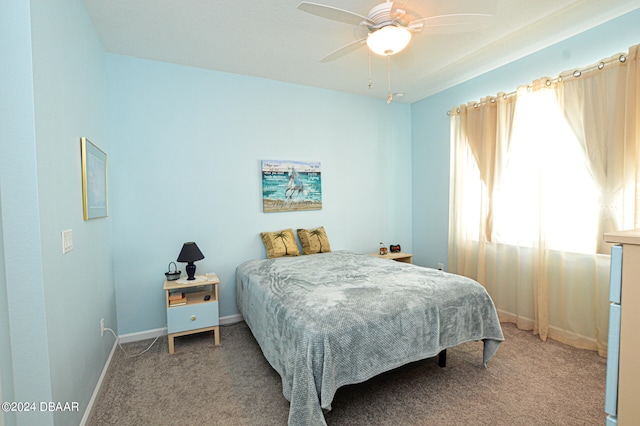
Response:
[438,349,447,368]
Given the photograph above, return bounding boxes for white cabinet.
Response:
[604,230,640,425]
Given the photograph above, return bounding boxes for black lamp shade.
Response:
[177,242,205,280]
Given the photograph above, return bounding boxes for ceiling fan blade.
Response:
[319,37,367,63]
[409,13,492,34]
[298,2,372,26]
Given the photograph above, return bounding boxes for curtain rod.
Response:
[447,51,629,116]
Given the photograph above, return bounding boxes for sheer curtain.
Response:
[448,45,640,355]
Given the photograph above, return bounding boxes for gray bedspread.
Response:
[236,251,504,425]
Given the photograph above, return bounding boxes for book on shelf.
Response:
[168,291,185,301]
[168,291,187,306]
[169,297,187,306]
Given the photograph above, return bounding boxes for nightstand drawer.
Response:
[167,302,218,334]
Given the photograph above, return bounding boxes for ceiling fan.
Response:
[298,0,493,63]
[298,0,492,102]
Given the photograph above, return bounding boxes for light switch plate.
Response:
[62,229,73,254]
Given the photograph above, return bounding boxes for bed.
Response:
[236,250,504,425]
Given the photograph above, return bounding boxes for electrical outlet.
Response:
[100,318,105,337]
[438,262,444,271]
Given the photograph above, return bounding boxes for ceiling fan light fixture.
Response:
[366,25,411,56]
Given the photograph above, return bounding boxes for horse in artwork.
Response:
[285,168,307,200]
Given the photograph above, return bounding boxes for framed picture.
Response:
[262,160,322,213]
[81,137,108,220]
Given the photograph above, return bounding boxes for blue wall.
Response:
[1,0,116,425]
[0,2,51,425]
[30,0,117,423]
[107,56,412,334]
[411,9,640,270]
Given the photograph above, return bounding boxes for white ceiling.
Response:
[83,0,640,104]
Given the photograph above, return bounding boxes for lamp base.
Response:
[186,263,196,280]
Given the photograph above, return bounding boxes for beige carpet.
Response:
[89,321,606,425]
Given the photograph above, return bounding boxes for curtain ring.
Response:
[573,70,582,77]
[619,54,627,63]
[545,79,552,86]
[447,110,451,116]
[598,62,605,70]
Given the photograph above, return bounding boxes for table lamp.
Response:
[177,242,205,280]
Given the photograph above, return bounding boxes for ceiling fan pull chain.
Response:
[387,55,393,104]
[368,50,373,90]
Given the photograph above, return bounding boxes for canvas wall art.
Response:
[262,160,322,212]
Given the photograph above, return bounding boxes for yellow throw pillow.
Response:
[260,228,301,258]
[297,226,331,255]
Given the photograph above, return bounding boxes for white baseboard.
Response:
[118,326,167,344]
[497,308,599,351]
[79,338,118,426]
[118,314,244,343]
[220,313,243,326]
[497,309,533,327]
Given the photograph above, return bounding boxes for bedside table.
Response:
[372,252,413,264]
[163,274,220,354]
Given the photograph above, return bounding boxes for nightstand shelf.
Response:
[163,274,220,354]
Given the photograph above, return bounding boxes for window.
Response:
[491,89,600,254]
[448,45,640,353]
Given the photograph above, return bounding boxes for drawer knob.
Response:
[191,315,196,321]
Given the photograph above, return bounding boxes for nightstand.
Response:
[163,274,220,354]
[371,252,413,264]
